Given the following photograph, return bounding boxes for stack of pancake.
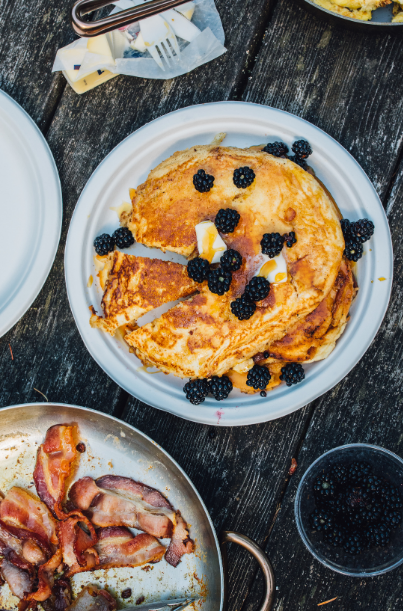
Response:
[312,0,391,21]
[90,144,357,394]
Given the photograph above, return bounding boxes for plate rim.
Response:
[65,100,393,426]
[0,90,62,338]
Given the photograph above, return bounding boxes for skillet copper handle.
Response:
[71,0,193,37]
[220,531,275,611]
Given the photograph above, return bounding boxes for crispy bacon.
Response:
[95,527,165,569]
[34,424,77,519]
[164,512,194,567]
[0,559,32,600]
[58,517,98,577]
[69,476,174,537]
[69,476,194,566]
[67,586,116,611]
[25,547,63,603]
[0,487,57,548]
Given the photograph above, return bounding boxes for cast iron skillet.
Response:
[297,0,403,32]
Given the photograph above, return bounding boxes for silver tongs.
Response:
[123,597,200,611]
[71,0,192,37]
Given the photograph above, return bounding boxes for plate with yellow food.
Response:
[300,0,403,27]
[65,102,392,426]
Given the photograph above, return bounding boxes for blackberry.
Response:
[193,169,214,193]
[288,155,308,170]
[283,231,297,248]
[208,268,232,295]
[344,486,371,512]
[187,257,210,283]
[348,462,371,485]
[361,501,383,525]
[233,167,255,189]
[220,249,242,271]
[280,363,305,386]
[313,473,337,502]
[365,524,391,548]
[382,510,402,529]
[364,474,383,497]
[344,532,363,555]
[231,295,256,320]
[262,141,289,157]
[215,208,240,233]
[324,526,346,547]
[94,233,114,256]
[309,508,333,532]
[260,233,284,258]
[383,486,403,510]
[351,219,375,244]
[326,494,347,516]
[340,218,353,240]
[260,391,267,397]
[292,139,313,159]
[344,238,363,262]
[244,276,270,302]
[246,364,271,390]
[112,227,135,249]
[209,376,233,401]
[330,463,348,487]
[183,379,209,405]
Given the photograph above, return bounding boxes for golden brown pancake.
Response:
[90,252,197,336]
[125,145,346,378]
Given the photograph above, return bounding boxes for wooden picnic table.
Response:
[1,0,403,608]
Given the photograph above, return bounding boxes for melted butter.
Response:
[136,365,162,374]
[94,255,108,273]
[129,188,136,200]
[274,272,287,283]
[110,201,132,218]
[87,275,93,288]
[258,260,277,278]
[202,225,219,264]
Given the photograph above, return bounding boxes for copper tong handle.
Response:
[71,0,191,37]
[220,531,275,611]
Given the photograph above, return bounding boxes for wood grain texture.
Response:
[243,0,403,200]
[0,0,76,131]
[122,398,314,611]
[241,146,403,611]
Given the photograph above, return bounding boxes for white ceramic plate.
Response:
[0,90,62,337]
[65,102,393,426]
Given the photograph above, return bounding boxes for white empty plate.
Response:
[65,102,392,426]
[0,90,62,337]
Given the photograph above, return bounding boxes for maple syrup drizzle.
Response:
[257,260,277,278]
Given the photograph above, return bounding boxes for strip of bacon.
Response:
[69,476,194,566]
[164,512,194,568]
[66,586,116,611]
[0,487,57,548]
[33,424,77,519]
[0,559,32,600]
[58,516,98,578]
[95,527,165,569]
[69,476,174,537]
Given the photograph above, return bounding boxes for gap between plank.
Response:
[231,0,281,100]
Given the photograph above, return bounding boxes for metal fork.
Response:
[140,14,180,70]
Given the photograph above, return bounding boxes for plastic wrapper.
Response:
[52,0,226,92]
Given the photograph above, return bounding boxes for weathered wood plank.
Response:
[0,0,76,131]
[243,0,403,201]
[240,160,403,609]
[122,398,314,611]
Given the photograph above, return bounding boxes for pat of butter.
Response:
[233,358,254,373]
[87,34,114,59]
[195,221,227,264]
[175,1,195,20]
[63,69,118,94]
[256,253,287,284]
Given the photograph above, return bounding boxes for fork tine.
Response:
[166,38,180,60]
[148,45,164,70]
[168,32,180,56]
[158,43,172,66]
